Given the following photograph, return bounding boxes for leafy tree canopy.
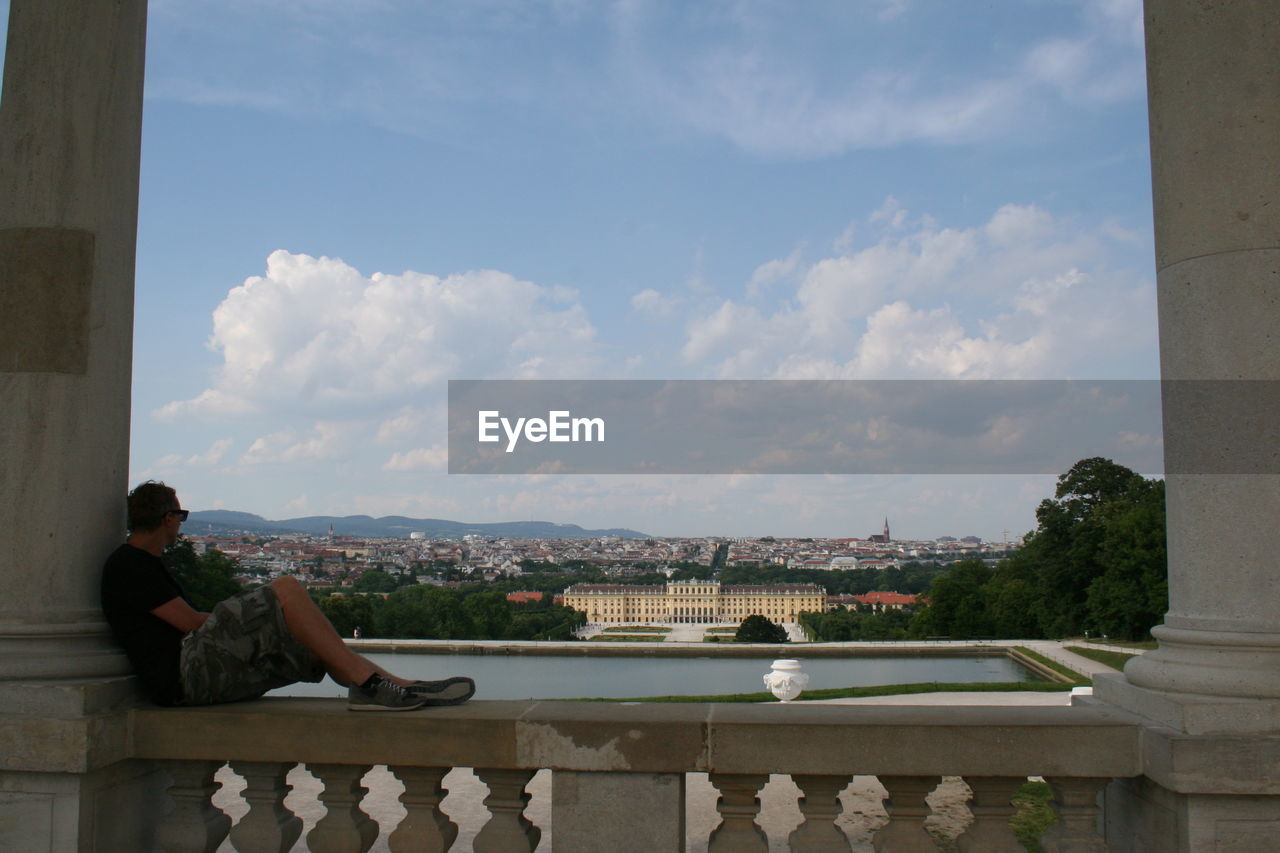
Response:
[908,458,1167,641]
[735,614,790,643]
[163,540,244,611]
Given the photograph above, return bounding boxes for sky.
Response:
[7,0,1161,540]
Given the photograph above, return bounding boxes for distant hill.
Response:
[185,510,648,540]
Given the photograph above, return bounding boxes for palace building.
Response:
[563,579,826,625]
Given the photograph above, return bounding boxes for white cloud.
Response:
[869,196,910,231]
[1086,0,1145,47]
[875,0,911,22]
[157,250,598,420]
[239,421,350,465]
[153,438,233,469]
[147,1,1147,160]
[746,247,803,300]
[375,405,434,444]
[680,203,1157,380]
[282,494,311,515]
[630,288,682,317]
[382,446,448,472]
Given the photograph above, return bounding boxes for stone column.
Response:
[1093,1,1280,848]
[0,2,163,851]
[0,0,144,681]
[1097,0,1280,720]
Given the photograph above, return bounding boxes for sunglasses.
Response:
[168,509,190,522]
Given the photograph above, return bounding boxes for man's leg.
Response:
[268,576,407,687]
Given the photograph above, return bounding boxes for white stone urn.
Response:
[763,659,809,703]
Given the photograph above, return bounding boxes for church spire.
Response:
[883,517,890,540]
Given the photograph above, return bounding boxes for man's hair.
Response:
[127,481,178,532]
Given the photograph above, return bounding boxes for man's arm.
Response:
[150,597,210,633]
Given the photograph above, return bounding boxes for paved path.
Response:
[664,623,710,642]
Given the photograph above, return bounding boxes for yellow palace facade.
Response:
[563,579,826,625]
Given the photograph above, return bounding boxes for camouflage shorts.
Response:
[178,585,326,705]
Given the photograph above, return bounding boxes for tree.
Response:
[909,559,993,639]
[735,614,789,643]
[1085,480,1168,640]
[907,457,1167,641]
[351,569,398,593]
[318,594,378,638]
[1022,457,1149,636]
[163,540,243,611]
[375,586,474,639]
[463,590,513,639]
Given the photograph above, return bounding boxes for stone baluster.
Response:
[306,764,379,853]
[788,774,853,852]
[707,773,770,853]
[226,761,303,853]
[871,775,941,852]
[388,766,458,853]
[954,776,1024,853]
[155,760,231,853]
[1040,777,1109,853]
[552,770,685,852]
[473,768,540,853]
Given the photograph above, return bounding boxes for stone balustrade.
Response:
[129,697,1141,851]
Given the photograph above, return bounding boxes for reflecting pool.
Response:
[273,652,1036,700]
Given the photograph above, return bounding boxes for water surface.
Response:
[273,652,1034,700]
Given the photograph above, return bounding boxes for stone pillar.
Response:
[1093,1,1280,848]
[0,0,145,681]
[1096,0,1280,722]
[0,2,161,851]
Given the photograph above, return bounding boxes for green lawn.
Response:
[602,625,671,633]
[1081,638,1157,650]
[1013,647,1091,686]
[563,680,1073,703]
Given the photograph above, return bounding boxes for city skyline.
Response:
[2,0,1159,539]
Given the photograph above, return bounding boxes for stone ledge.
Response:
[704,702,1143,777]
[129,697,1143,777]
[0,676,142,718]
[1094,672,1280,735]
[1140,724,1280,796]
[0,713,131,773]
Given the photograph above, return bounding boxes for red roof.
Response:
[853,591,918,606]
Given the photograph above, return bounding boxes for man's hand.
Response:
[151,597,210,634]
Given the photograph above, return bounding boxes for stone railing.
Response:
[130,698,1142,852]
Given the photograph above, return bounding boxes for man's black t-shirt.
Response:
[100,544,191,705]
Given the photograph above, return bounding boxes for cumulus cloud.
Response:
[680,201,1157,380]
[153,438,233,469]
[239,421,351,465]
[630,288,683,318]
[375,406,428,444]
[156,250,597,420]
[382,446,448,472]
[746,247,803,300]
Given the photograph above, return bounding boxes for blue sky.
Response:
[5,0,1160,539]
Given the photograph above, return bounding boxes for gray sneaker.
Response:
[408,676,475,706]
[348,675,428,711]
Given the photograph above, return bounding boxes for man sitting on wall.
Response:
[101,481,475,711]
